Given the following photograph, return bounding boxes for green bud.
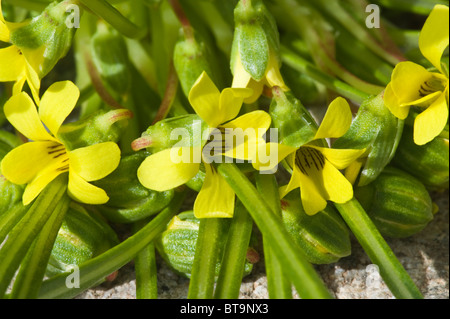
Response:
[91,22,132,100]
[281,192,351,264]
[57,108,132,151]
[46,202,119,277]
[392,124,449,191]
[333,93,404,186]
[132,114,208,153]
[155,211,255,278]
[269,89,318,148]
[354,167,434,238]
[231,0,281,81]
[174,34,216,98]
[9,0,81,78]
[92,152,174,223]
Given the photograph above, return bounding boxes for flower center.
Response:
[202,127,231,159]
[419,75,447,97]
[295,147,325,176]
[47,142,70,173]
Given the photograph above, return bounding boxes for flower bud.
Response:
[132,114,208,153]
[231,0,288,103]
[9,0,81,79]
[354,167,434,238]
[269,88,318,148]
[392,124,449,191]
[155,211,254,278]
[174,34,218,98]
[46,202,119,277]
[333,93,404,186]
[57,108,132,151]
[91,22,132,101]
[281,192,351,264]
[92,152,174,223]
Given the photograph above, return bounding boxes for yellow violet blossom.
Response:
[384,5,449,145]
[232,49,289,104]
[254,97,366,216]
[0,0,41,103]
[138,72,271,218]
[0,81,121,205]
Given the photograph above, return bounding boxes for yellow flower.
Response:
[384,5,449,145]
[0,81,121,205]
[232,49,289,104]
[254,97,366,216]
[137,72,271,218]
[0,0,42,103]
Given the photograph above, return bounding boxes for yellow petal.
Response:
[419,4,449,73]
[25,60,41,104]
[321,159,354,205]
[0,46,26,81]
[253,142,297,173]
[0,1,10,42]
[315,97,352,140]
[390,61,433,105]
[384,83,410,119]
[39,81,80,136]
[22,168,64,206]
[3,92,54,141]
[68,170,109,204]
[69,142,120,182]
[279,156,302,199]
[344,158,365,185]
[297,171,328,216]
[413,93,449,145]
[137,147,200,191]
[193,164,235,218]
[188,71,221,128]
[221,110,271,160]
[218,87,253,125]
[312,145,366,170]
[0,141,65,185]
[265,51,289,90]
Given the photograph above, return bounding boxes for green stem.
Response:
[188,218,227,299]
[255,174,292,299]
[37,191,185,299]
[218,164,332,299]
[0,204,28,245]
[10,193,71,299]
[214,202,254,299]
[334,199,423,299]
[0,175,68,299]
[134,220,158,299]
[78,0,147,39]
[281,45,370,104]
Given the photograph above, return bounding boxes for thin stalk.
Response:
[37,191,185,299]
[0,204,28,245]
[78,0,147,39]
[335,199,423,299]
[214,202,254,299]
[255,174,292,299]
[187,218,227,299]
[10,193,71,299]
[0,175,68,299]
[218,164,332,299]
[134,220,158,299]
[281,45,370,103]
